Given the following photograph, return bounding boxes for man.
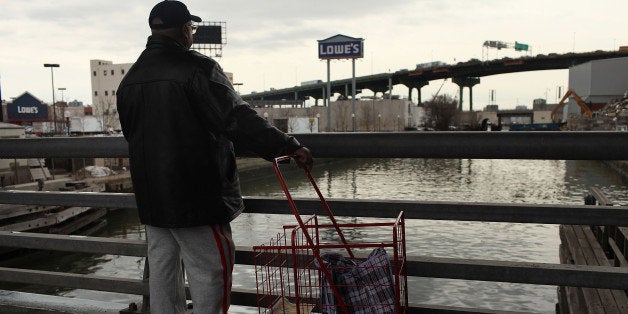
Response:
[116,1,313,313]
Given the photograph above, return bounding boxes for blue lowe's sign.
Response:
[7,92,49,122]
[318,34,364,59]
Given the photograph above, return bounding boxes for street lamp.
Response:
[351,113,355,132]
[316,113,321,133]
[44,63,60,135]
[378,114,381,132]
[58,88,67,134]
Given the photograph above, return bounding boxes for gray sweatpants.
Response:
[145,224,235,314]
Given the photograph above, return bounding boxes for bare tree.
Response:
[92,95,119,133]
[335,103,350,132]
[423,94,458,131]
[285,109,298,133]
[304,107,319,132]
[305,107,316,119]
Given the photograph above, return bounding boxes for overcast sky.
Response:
[1,0,626,109]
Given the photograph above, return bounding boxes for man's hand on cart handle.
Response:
[293,147,313,170]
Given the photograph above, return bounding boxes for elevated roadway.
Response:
[241,50,628,110]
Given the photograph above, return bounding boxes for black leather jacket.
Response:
[117,35,302,228]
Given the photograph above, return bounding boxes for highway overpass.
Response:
[241,50,628,111]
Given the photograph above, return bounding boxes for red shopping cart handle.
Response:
[274,155,293,164]
[272,155,355,260]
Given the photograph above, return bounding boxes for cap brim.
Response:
[191,15,202,22]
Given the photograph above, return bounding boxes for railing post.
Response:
[117,259,150,313]
[141,258,150,313]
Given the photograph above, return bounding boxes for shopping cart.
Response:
[253,155,407,314]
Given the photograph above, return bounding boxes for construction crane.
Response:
[550,89,593,121]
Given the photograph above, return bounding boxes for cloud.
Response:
[201,0,418,22]
[0,0,626,107]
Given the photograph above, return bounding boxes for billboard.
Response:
[7,92,49,122]
[194,25,222,44]
[318,34,364,59]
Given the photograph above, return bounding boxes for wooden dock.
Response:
[557,188,628,313]
[83,172,133,192]
[0,182,107,256]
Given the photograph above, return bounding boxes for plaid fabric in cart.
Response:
[319,247,396,313]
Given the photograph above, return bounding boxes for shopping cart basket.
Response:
[253,155,407,314]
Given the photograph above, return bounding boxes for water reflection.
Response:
[235,158,625,312]
[240,159,623,206]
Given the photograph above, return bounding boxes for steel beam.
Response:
[0,267,148,295]
[0,190,137,208]
[0,132,627,160]
[243,197,628,227]
[0,231,146,256]
[1,191,627,226]
[0,136,127,158]
[1,232,627,291]
[234,247,628,290]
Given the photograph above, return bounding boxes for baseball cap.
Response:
[149,1,202,29]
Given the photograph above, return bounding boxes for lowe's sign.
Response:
[7,92,49,122]
[318,34,364,59]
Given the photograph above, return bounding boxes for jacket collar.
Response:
[146,35,187,51]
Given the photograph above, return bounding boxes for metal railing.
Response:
[1,132,627,313]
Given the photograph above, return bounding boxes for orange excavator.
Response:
[550,89,593,121]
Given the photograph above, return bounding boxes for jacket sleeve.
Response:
[188,58,303,160]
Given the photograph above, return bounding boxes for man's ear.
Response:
[181,24,191,41]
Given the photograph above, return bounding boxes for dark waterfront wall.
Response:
[603,160,628,180]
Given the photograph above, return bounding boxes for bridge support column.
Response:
[407,81,429,106]
[452,77,480,111]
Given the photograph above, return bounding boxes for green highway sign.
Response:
[515,41,529,51]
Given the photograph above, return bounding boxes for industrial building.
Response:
[89,60,134,131]
[89,59,235,131]
[560,57,627,119]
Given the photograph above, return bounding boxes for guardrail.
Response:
[1,132,627,313]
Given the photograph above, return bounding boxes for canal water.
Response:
[1,159,626,313]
